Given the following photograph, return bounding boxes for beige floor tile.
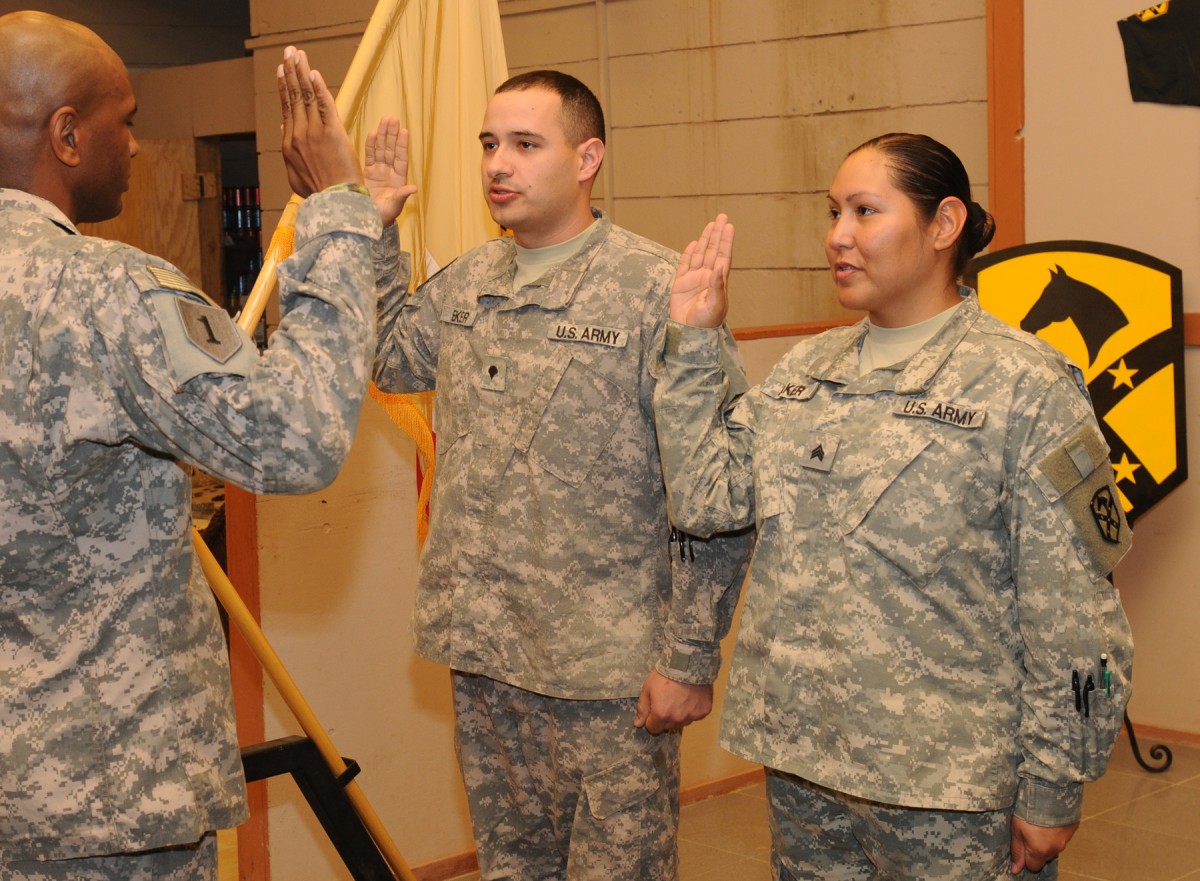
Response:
[679,789,772,860]
[1089,784,1200,844]
[1059,817,1200,881]
[686,854,772,881]
[1107,734,1200,782]
[1082,766,1175,818]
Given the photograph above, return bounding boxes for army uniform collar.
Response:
[806,288,981,395]
[0,188,79,236]
[477,210,611,312]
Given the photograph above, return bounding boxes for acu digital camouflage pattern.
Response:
[655,291,1133,827]
[0,188,380,861]
[454,673,680,880]
[5,832,217,880]
[766,769,1053,881]
[373,211,752,699]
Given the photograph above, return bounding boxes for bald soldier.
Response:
[0,12,379,879]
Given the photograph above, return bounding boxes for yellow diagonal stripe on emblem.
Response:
[1103,364,1176,482]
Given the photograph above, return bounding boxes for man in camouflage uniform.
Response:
[656,214,1134,877]
[367,72,751,879]
[0,14,378,879]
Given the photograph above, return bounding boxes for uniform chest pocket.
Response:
[753,396,822,529]
[840,433,998,583]
[523,353,631,488]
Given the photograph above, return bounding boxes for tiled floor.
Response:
[445,734,1200,881]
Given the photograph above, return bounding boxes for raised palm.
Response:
[364,116,418,227]
[670,214,734,328]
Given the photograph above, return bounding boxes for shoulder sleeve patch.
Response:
[1031,425,1130,575]
[149,292,257,389]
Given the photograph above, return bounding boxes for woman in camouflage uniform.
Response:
[655,133,1133,880]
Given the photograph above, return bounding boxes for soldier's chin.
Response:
[78,199,124,225]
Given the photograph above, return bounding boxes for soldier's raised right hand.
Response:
[277,45,364,198]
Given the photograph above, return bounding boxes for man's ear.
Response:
[577,136,605,184]
[932,196,967,253]
[49,107,82,167]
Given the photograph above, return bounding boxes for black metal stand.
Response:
[242,736,395,880]
[1123,711,1173,773]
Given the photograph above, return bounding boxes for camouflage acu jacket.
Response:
[373,213,751,699]
[655,292,1133,826]
[0,189,379,860]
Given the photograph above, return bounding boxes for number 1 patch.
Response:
[176,299,242,363]
[148,289,255,388]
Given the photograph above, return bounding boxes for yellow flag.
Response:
[340,0,508,276]
[244,1,507,545]
[340,0,508,546]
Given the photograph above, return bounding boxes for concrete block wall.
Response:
[500,0,988,328]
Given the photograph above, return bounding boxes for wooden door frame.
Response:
[988,0,1025,251]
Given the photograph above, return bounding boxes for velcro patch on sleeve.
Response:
[1035,426,1108,499]
[1033,425,1129,574]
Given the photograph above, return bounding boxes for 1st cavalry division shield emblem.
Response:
[967,242,1186,524]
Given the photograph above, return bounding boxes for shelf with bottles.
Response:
[221,185,264,320]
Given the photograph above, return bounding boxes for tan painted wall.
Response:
[1024,0,1200,737]
[246,1,992,875]
[0,0,251,69]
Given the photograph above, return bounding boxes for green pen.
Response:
[1101,653,1111,697]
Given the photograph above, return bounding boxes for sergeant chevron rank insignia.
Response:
[802,433,839,472]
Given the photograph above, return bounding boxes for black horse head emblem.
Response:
[1021,266,1129,367]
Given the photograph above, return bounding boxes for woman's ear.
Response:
[931,196,967,253]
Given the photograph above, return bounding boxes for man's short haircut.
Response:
[495,70,605,146]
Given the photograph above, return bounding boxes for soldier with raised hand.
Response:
[0,12,378,879]
[366,71,752,879]
[657,134,1134,880]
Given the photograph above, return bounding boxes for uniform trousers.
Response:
[453,671,680,881]
[766,769,1056,881]
[4,832,217,880]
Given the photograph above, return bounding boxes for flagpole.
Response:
[193,529,418,881]
[196,4,505,877]
[199,3,419,878]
